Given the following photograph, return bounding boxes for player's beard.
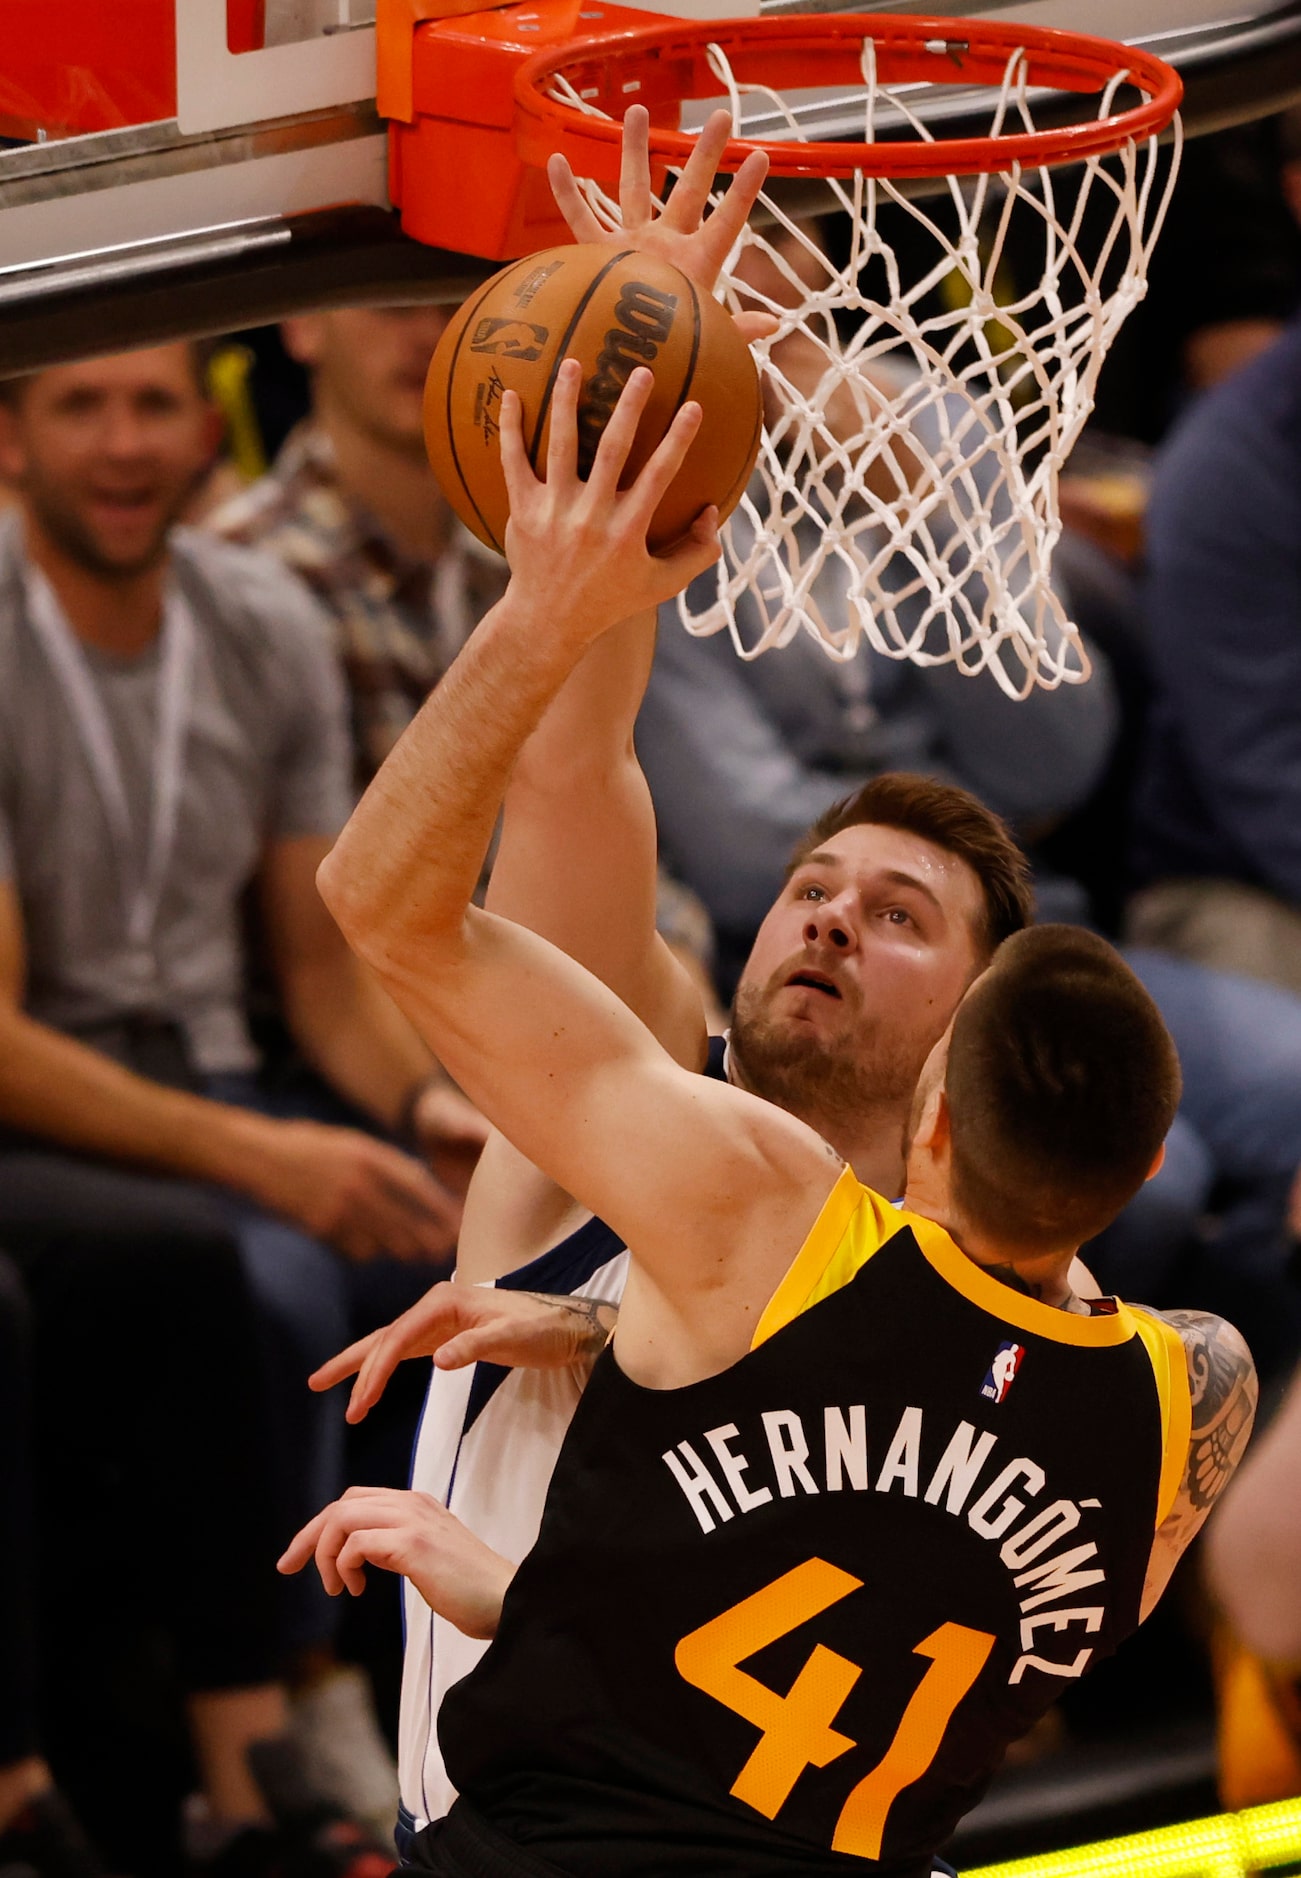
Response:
[730,974,923,1137]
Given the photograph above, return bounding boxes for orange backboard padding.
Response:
[0,0,177,139]
[378,0,507,126]
[390,0,678,258]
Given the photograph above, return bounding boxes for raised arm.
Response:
[483,104,770,1030]
[452,105,773,1279]
[1140,1308,1257,1620]
[319,368,836,1308]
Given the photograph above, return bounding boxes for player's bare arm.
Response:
[456,104,774,1284]
[310,1283,619,1424]
[1140,1308,1258,1619]
[319,366,839,1338]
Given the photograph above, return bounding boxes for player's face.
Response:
[287,306,453,456]
[0,347,216,578]
[731,823,986,1126]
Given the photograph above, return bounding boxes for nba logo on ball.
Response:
[981,1342,1025,1404]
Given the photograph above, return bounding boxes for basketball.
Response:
[422,243,764,555]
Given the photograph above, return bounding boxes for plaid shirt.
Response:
[210,422,508,790]
[211,422,715,974]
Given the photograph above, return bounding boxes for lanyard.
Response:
[25,564,196,952]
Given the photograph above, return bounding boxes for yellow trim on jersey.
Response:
[751,1167,905,1348]
[1127,1306,1194,1529]
[754,1171,1141,1352]
[911,1216,1138,1347]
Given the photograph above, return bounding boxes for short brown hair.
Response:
[945,925,1182,1254]
[0,338,219,407]
[789,773,1033,959]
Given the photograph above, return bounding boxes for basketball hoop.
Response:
[515,16,1183,697]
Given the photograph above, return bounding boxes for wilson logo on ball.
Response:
[577,280,678,473]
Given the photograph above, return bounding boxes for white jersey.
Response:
[397,1216,631,1835]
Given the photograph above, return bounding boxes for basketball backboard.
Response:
[2,0,1301,372]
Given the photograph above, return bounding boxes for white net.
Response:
[548,35,1181,698]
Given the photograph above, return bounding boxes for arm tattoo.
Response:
[1158,1308,1258,1517]
[520,1290,619,1356]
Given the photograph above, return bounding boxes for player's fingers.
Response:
[431,1322,545,1370]
[697,149,770,272]
[341,1352,392,1419]
[547,153,606,241]
[662,108,734,233]
[353,1301,454,1404]
[626,399,703,520]
[498,389,533,504]
[657,504,722,583]
[587,366,657,497]
[431,1327,489,1370]
[618,103,655,230]
[732,310,780,345]
[309,1329,378,1393]
[546,358,582,484]
[339,1531,404,1596]
[337,1483,404,1507]
[277,1504,334,1575]
[310,1500,388,1596]
[313,1520,355,1597]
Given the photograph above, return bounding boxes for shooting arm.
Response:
[319,372,835,1298]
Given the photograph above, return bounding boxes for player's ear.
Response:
[1144,1140,1167,1183]
[931,1086,952,1156]
[910,1081,949,1158]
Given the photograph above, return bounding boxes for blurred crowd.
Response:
[4,109,1301,1878]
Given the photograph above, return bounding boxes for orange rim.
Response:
[514,11,1183,179]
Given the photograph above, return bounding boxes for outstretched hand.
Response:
[309,1279,617,1423]
[549,104,776,344]
[499,359,721,632]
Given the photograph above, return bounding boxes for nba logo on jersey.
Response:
[981,1341,1025,1403]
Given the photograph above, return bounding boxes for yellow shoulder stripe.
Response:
[752,1168,908,1349]
[1128,1306,1194,1530]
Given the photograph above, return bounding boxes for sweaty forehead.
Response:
[815,823,986,925]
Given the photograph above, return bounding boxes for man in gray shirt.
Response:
[0,340,484,1867]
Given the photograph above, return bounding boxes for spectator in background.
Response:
[212,307,505,789]
[0,341,487,1860]
[211,306,721,1009]
[1129,307,1301,998]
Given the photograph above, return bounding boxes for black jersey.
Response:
[438,1170,1190,1878]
